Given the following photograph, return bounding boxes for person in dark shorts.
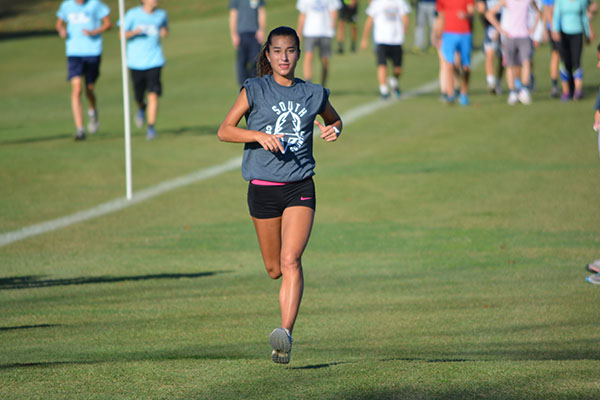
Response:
[337,0,359,53]
[56,0,112,140]
[551,0,592,101]
[123,0,168,140]
[361,0,411,98]
[297,0,342,86]
[218,26,342,365]
[229,0,267,85]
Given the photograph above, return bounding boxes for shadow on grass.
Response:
[0,133,73,146]
[381,357,473,363]
[0,125,217,146]
[0,271,222,290]
[163,125,218,136]
[0,361,100,370]
[0,346,259,370]
[0,324,61,331]
[0,29,56,41]
[291,361,352,370]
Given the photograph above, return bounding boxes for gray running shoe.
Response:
[74,128,86,141]
[270,328,293,364]
[586,274,600,284]
[87,109,99,134]
[134,108,145,128]
[146,125,157,141]
[586,259,600,273]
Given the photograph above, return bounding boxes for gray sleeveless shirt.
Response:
[241,75,329,182]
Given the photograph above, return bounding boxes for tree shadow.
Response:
[381,357,474,363]
[0,30,56,41]
[163,125,218,136]
[0,133,73,146]
[0,125,218,146]
[0,324,61,331]
[0,345,260,370]
[0,360,100,370]
[0,271,224,290]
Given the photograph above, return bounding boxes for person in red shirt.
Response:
[434,0,474,105]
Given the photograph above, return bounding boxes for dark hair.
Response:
[256,26,301,77]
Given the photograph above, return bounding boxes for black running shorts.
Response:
[130,67,162,104]
[247,177,316,219]
[376,44,403,67]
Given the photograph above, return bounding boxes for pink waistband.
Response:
[251,179,288,186]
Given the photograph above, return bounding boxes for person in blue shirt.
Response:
[123,0,168,140]
[56,0,112,140]
[551,0,593,101]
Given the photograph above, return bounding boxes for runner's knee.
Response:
[280,255,301,273]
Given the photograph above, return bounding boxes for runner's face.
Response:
[142,0,158,9]
[267,35,299,79]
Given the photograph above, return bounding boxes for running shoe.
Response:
[518,88,531,105]
[393,87,401,99]
[270,328,293,364]
[560,92,571,102]
[458,93,469,106]
[146,125,157,141]
[134,108,146,128]
[586,259,600,273]
[573,90,583,100]
[87,109,99,134]
[507,91,518,105]
[586,274,600,285]
[494,82,503,95]
[442,94,455,105]
[74,128,86,141]
[550,86,560,98]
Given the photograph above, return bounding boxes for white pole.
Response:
[118,0,133,200]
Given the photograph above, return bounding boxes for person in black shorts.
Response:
[122,0,168,140]
[337,0,359,53]
[218,26,342,364]
[361,0,411,98]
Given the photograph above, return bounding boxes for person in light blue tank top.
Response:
[122,0,168,140]
[218,26,342,365]
[56,0,112,140]
[551,0,592,100]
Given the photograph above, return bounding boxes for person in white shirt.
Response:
[361,0,411,98]
[297,0,342,86]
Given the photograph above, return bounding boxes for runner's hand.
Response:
[315,120,339,142]
[257,132,285,153]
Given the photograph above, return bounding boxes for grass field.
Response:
[2,2,600,399]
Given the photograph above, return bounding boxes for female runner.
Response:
[218,26,342,364]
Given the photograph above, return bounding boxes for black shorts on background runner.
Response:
[130,67,162,103]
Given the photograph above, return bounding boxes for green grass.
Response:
[1,2,600,399]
